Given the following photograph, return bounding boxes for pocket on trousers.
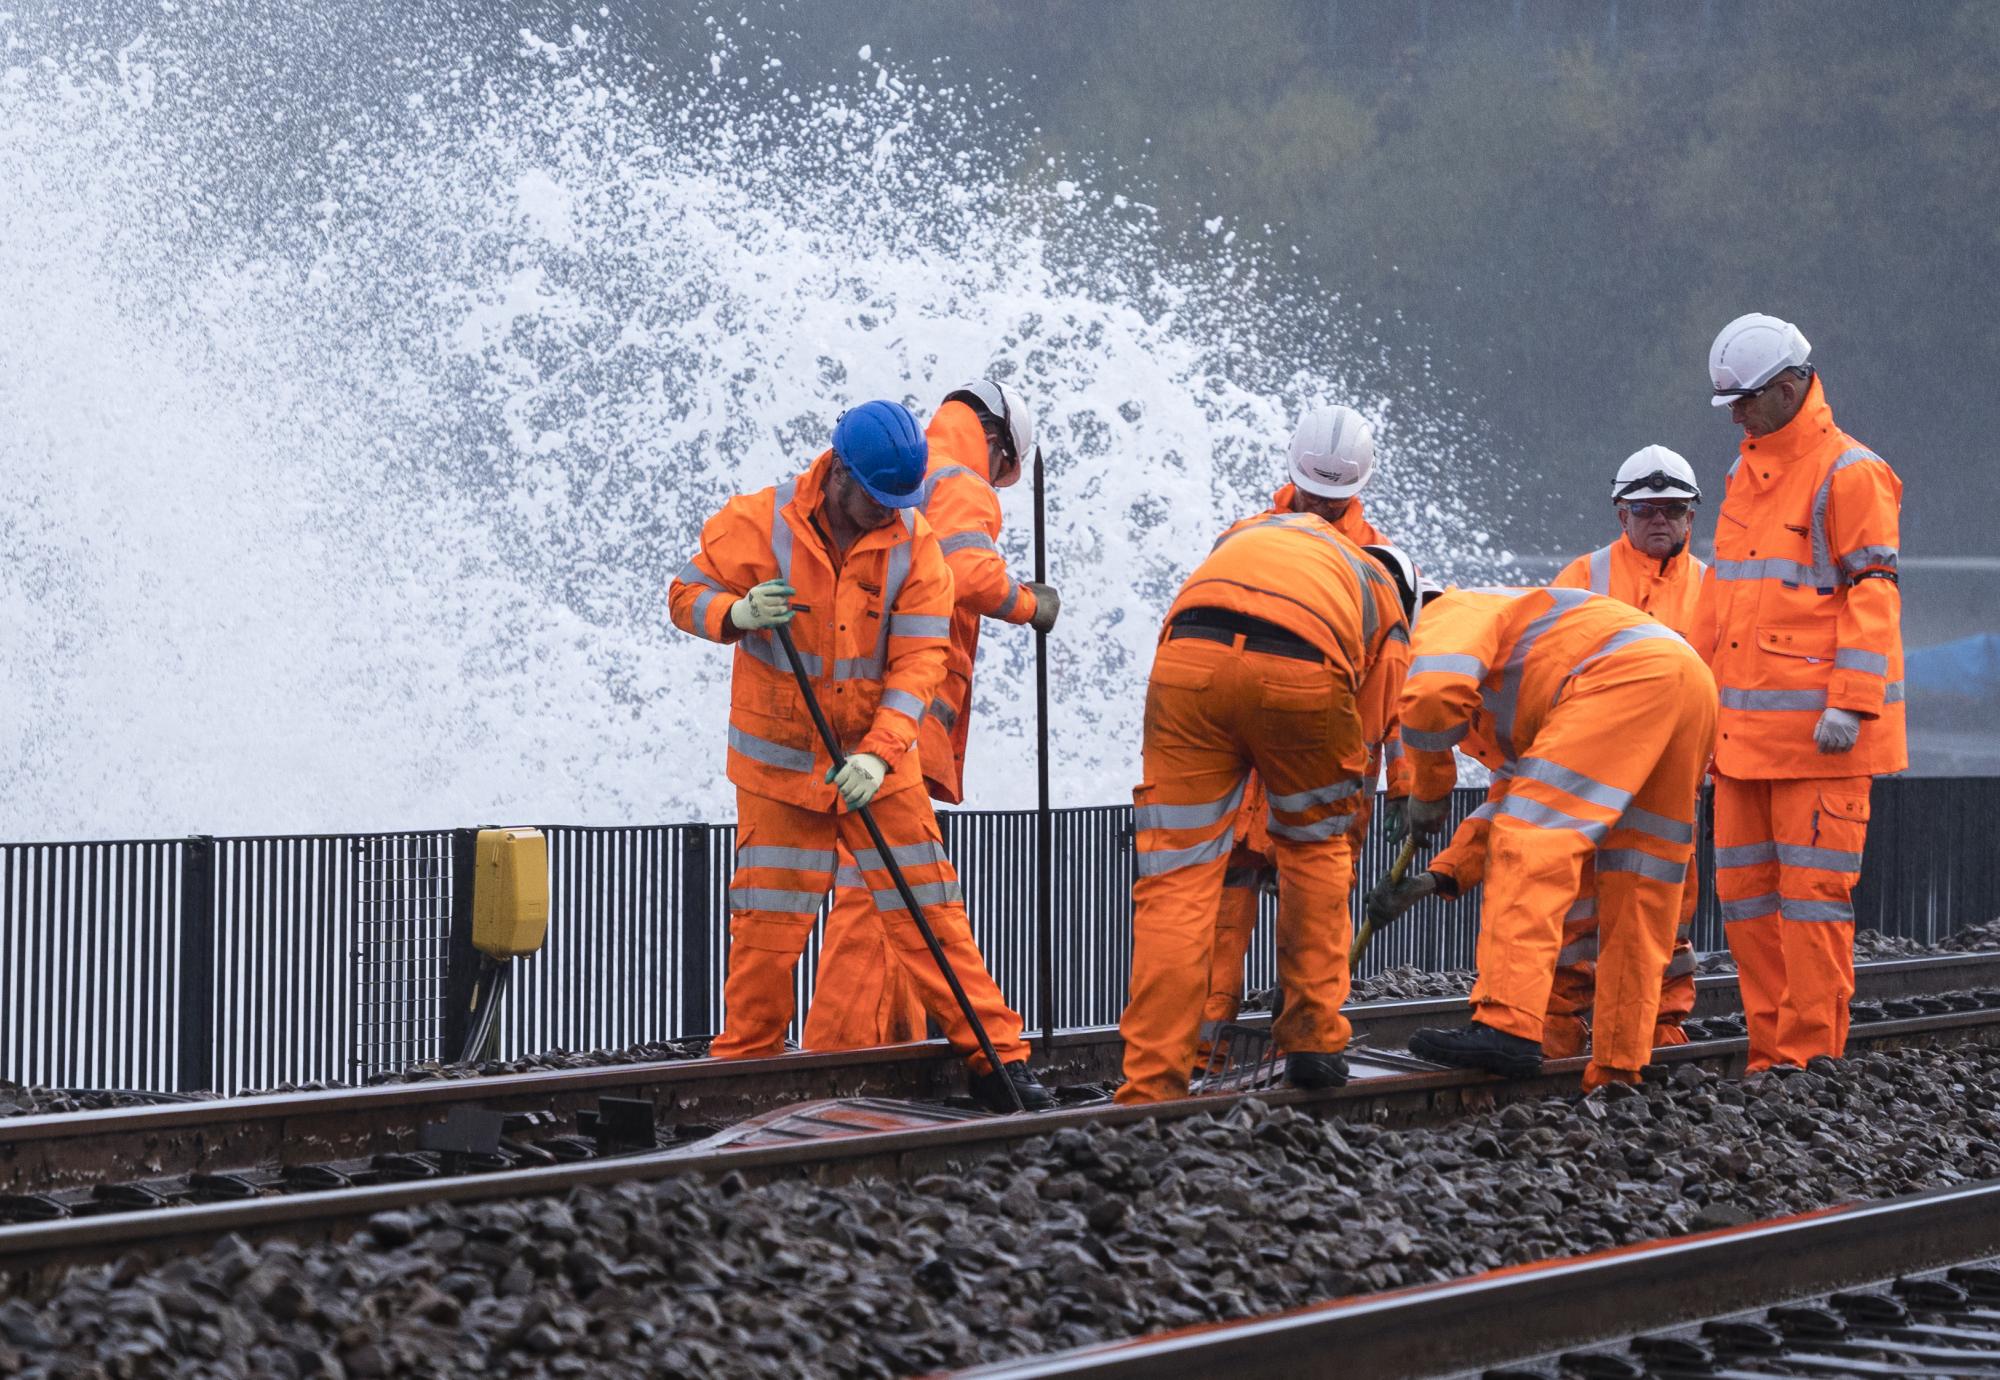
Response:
[1811,787,1870,864]
[1260,680,1331,713]
[1149,656,1216,693]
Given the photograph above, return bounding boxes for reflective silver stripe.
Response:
[1833,648,1888,675]
[1721,892,1780,921]
[1409,654,1487,679]
[1839,544,1898,575]
[1676,922,1694,942]
[995,581,1023,618]
[833,656,883,681]
[1497,795,1611,842]
[735,845,838,873]
[1468,801,1502,823]
[1665,949,1698,979]
[770,479,797,585]
[854,841,950,872]
[889,613,950,639]
[727,725,814,773]
[679,559,729,592]
[1267,778,1365,813]
[1616,805,1695,846]
[1780,896,1854,924]
[1596,849,1688,885]
[1775,843,1865,872]
[938,530,999,556]
[1135,776,1248,833]
[740,631,825,677]
[881,687,925,720]
[1711,556,1841,588]
[1716,842,1778,869]
[1135,830,1236,877]
[929,697,958,730]
[873,880,965,912]
[1719,687,1825,712]
[1384,738,1406,761]
[1564,893,1598,922]
[1514,757,1633,813]
[1265,812,1350,843]
[692,588,723,635]
[834,866,866,889]
[1556,935,1599,966]
[1403,723,1469,751]
[728,886,823,914]
[1562,623,1686,684]
[1586,543,1614,595]
[1483,587,1594,758]
[1810,448,1884,586]
[918,464,976,506]
[1886,679,1906,703]
[868,527,915,682]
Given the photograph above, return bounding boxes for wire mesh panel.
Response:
[350,832,453,1079]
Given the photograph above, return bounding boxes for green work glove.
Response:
[826,753,888,809]
[1024,581,1061,634]
[1382,796,1409,850]
[730,580,796,631]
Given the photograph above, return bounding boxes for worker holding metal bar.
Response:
[802,380,1058,1052]
[667,400,1052,1113]
[1402,587,1716,1090]
[1115,487,1414,1104]
[1691,313,1907,1072]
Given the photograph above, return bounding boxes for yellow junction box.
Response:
[472,828,550,958]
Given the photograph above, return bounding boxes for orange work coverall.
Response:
[1400,587,1716,1088]
[1542,534,1711,1056]
[668,451,1030,1073]
[1689,376,1905,1071]
[1119,511,1410,1103]
[801,401,1042,1050]
[1195,487,1392,1059]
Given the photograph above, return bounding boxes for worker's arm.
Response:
[1687,562,1721,666]
[1426,776,1509,895]
[862,525,954,770]
[929,473,1038,625]
[1825,457,1904,719]
[1396,604,1502,803]
[669,494,769,642]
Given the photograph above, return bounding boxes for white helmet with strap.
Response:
[1611,445,1701,504]
[945,379,1035,468]
[1288,404,1376,499]
[1359,543,1431,626]
[1709,312,1811,406]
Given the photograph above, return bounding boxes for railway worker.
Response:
[1116,493,1415,1104]
[801,380,1059,1053]
[1400,587,1716,1090]
[668,400,1053,1114]
[1692,313,1906,1072]
[1194,404,1401,1068]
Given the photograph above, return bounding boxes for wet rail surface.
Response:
[949,1179,2000,1379]
[5,951,1996,1205]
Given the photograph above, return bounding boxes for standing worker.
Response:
[801,380,1059,1051]
[1401,587,1716,1090]
[1117,498,1414,1104]
[1692,313,1905,1072]
[668,400,1052,1113]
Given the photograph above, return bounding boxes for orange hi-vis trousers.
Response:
[1195,847,1274,1064]
[1541,861,1698,1059]
[800,845,928,1051]
[713,786,1028,1072]
[1713,773,1870,1071]
[1469,639,1716,1087]
[1118,636,1364,1104]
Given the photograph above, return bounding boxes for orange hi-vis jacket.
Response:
[912,401,1040,804]
[1170,510,1411,780]
[1553,537,1706,639]
[668,451,954,811]
[1399,587,1690,801]
[1690,377,1906,780]
[1269,483,1389,547]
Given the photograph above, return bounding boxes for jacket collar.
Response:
[1618,532,1696,579]
[926,400,994,482]
[1741,374,1838,464]
[784,451,910,559]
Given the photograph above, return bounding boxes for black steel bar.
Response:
[1033,446,1055,1052]
[442,829,481,1063]
[174,837,215,1094]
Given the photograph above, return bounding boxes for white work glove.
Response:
[1024,581,1060,634]
[729,580,796,631]
[1814,706,1861,754]
[1405,794,1450,838]
[826,753,888,809]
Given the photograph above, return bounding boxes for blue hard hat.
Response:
[831,401,927,508]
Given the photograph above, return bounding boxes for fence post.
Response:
[679,824,713,1035]
[442,828,480,1061]
[175,835,216,1093]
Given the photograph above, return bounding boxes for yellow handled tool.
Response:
[1352,835,1421,966]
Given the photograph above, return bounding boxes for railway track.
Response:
[952,1178,2000,1378]
[4,984,2000,1284]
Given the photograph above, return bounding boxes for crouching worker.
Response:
[668,400,1051,1113]
[1114,505,1413,1104]
[1399,588,1716,1090]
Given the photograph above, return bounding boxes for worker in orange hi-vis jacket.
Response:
[1116,496,1414,1105]
[1399,586,1716,1091]
[800,381,1059,1052]
[667,399,1052,1114]
[1536,445,1711,1057]
[1691,313,1906,1073]
[1194,404,1403,1069]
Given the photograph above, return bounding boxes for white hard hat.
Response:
[1611,445,1701,504]
[1288,404,1376,499]
[1360,543,1424,626]
[1708,312,1811,406]
[945,379,1035,466]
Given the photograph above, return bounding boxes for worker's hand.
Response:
[1365,871,1438,928]
[1814,706,1861,754]
[826,753,888,809]
[1024,581,1060,634]
[1382,796,1409,849]
[1405,794,1450,838]
[729,580,796,631]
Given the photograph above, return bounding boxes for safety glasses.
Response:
[1622,500,1693,521]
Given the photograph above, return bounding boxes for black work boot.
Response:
[1410,1022,1543,1078]
[968,1061,1055,1113]
[1285,1051,1349,1091]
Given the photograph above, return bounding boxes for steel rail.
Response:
[4,1005,1999,1282]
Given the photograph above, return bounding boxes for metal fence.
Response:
[4,776,1998,1096]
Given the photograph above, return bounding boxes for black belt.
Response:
[1167,607,1323,663]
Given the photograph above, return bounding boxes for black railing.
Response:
[3,776,1997,1096]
